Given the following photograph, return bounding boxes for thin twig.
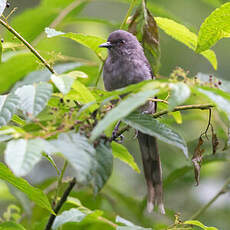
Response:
[149,98,168,104]
[45,177,76,230]
[0,18,57,75]
[109,125,130,142]
[95,62,104,86]
[33,0,90,45]
[152,104,214,118]
[97,216,117,228]
[190,176,230,220]
[120,0,137,29]
[201,109,212,139]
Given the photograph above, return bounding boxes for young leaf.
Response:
[0,93,19,127]
[45,28,107,60]
[0,222,26,230]
[196,2,230,53]
[0,0,6,16]
[90,90,158,141]
[168,82,190,110]
[123,111,188,158]
[184,220,218,230]
[155,17,218,70]
[111,142,140,173]
[52,208,86,230]
[51,74,74,95]
[50,132,96,184]
[92,142,113,193]
[5,138,50,177]
[15,82,53,118]
[0,162,53,213]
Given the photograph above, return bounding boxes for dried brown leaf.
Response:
[211,126,219,155]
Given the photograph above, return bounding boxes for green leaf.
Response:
[168,82,190,110]
[51,74,74,95]
[198,88,230,118]
[90,90,158,141]
[184,220,218,230]
[0,93,19,127]
[15,82,53,118]
[0,0,6,16]
[111,142,140,173]
[123,112,188,158]
[93,142,113,193]
[52,208,86,229]
[155,17,218,70]
[50,132,96,184]
[196,2,230,53]
[45,28,107,60]
[4,138,50,177]
[0,222,26,230]
[0,38,2,63]
[0,162,53,213]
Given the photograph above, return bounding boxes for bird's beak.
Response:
[99,41,112,48]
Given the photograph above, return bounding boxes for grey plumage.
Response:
[99,30,165,214]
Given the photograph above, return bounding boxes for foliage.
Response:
[0,0,229,229]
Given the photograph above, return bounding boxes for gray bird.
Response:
[99,30,165,214]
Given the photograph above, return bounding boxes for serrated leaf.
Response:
[52,208,86,230]
[184,220,218,230]
[0,221,26,230]
[45,28,107,60]
[93,142,113,193]
[0,93,19,127]
[112,142,140,173]
[51,74,74,95]
[0,0,6,16]
[90,90,158,141]
[123,111,188,158]
[155,17,218,70]
[198,88,230,118]
[196,2,230,53]
[5,138,52,177]
[50,132,95,184]
[15,82,52,118]
[168,82,190,110]
[0,162,53,213]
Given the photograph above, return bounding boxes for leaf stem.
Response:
[152,104,214,118]
[120,0,137,29]
[0,18,57,75]
[190,176,230,220]
[45,177,76,230]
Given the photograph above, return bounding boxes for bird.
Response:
[99,30,165,214]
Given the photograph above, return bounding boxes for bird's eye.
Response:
[119,39,125,44]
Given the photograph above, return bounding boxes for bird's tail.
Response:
[137,132,165,214]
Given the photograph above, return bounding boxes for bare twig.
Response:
[0,18,57,75]
[45,177,76,230]
[109,125,130,142]
[152,104,214,118]
[201,109,212,139]
[190,177,230,220]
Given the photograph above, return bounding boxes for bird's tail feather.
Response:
[137,132,165,214]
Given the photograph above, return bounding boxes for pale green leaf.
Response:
[170,111,182,124]
[0,38,2,63]
[90,90,158,141]
[0,222,26,230]
[15,82,53,118]
[45,28,107,60]
[52,208,86,230]
[123,112,188,158]
[0,93,19,127]
[196,2,230,53]
[0,162,53,213]
[51,74,74,95]
[112,142,140,173]
[184,220,218,230]
[155,17,217,69]
[50,133,95,184]
[4,138,50,177]
[168,82,190,110]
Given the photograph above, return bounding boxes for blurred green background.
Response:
[0,0,230,229]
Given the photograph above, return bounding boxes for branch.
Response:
[152,104,215,118]
[120,0,137,29]
[45,177,76,230]
[190,176,230,220]
[0,18,57,75]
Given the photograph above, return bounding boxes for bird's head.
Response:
[99,30,142,57]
